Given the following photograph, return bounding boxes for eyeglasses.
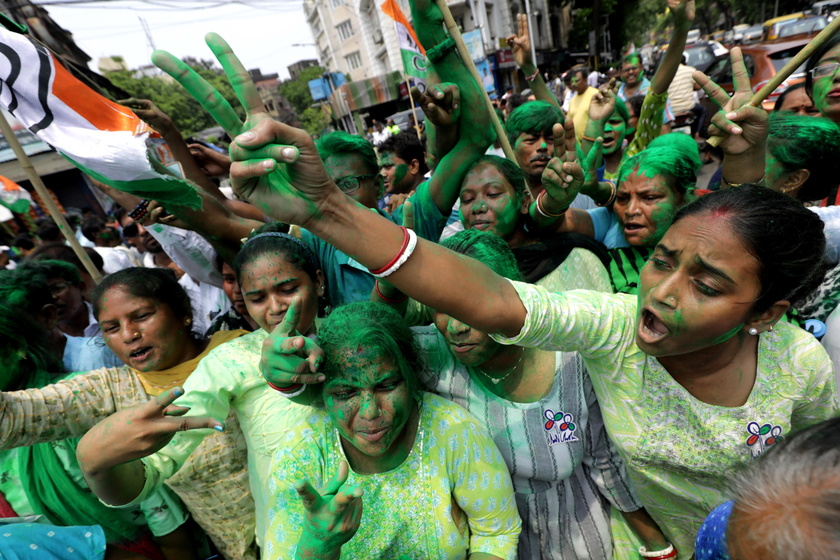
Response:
[335,173,379,194]
[48,282,72,295]
[810,62,840,79]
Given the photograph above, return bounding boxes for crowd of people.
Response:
[2,0,840,558]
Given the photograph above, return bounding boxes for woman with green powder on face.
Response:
[265,301,521,560]
[456,154,613,293]
[76,225,325,552]
[0,267,246,559]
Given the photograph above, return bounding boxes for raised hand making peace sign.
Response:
[294,461,364,557]
[260,295,325,389]
[77,387,223,505]
[152,34,340,229]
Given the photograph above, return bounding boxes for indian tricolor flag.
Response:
[0,27,200,208]
[381,0,427,79]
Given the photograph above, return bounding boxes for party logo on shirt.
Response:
[745,421,783,459]
[543,409,578,445]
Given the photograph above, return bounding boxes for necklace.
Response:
[475,349,525,385]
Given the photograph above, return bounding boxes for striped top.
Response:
[607,246,652,295]
[413,327,641,560]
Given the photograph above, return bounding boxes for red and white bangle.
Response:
[375,280,408,303]
[639,544,677,560]
[267,381,306,398]
[524,67,540,82]
[369,227,417,278]
[535,190,568,219]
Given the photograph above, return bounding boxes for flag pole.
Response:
[0,111,102,283]
[432,0,517,166]
[404,74,423,140]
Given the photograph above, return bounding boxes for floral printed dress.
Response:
[265,392,521,560]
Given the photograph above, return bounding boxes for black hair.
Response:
[81,216,108,242]
[767,111,840,201]
[672,185,826,311]
[805,31,840,99]
[463,155,530,198]
[18,258,82,285]
[233,223,320,288]
[0,302,64,387]
[36,222,62,243]
[27,242,105,278]
[378,132,429,176]
[773,82,808,111]
[12,233,35,251]
[92,267,193,324]
[505,100,564,145]
[0,266,58,320]
[627,94,646,118]
[506,93,529,114]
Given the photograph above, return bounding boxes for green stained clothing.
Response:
[492,281,839,559]
[607,246,652,295]
[299,180,445,308]
[265,393,522,559]
[604,91,668,181]
[131,329,312,548]
[0,444,186,540]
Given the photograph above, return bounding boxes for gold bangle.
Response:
[595,180,617,207]
[536,191,568,218]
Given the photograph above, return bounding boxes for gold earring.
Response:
[185,318,192,326]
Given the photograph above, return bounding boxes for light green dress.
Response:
[492,281,839,559]
[265,392,522,560]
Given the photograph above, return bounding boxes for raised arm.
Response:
[409,0,496,214]
[693,47,767,185]
[508,13,561,109]
[154,33,526,338]
[649,0,694,95]
[0,369,122,450]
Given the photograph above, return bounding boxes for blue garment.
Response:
[694,500,734,560]
[300,180,446,308]
[588,207,628,249]
[62,335,123,373]
[0,521,106,559]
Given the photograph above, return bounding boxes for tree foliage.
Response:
[279,65,326,115]
[106,59,244,137]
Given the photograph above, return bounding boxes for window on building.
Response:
[345,51,362,70]
[313,19,321,35]
[337,20,354,41]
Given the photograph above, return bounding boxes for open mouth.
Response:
[129,346,153,362]
[624,223,645,234]
[357,426,389,443]
[602,136,616,148]
[639,309,669,343]
[452,342,477,354]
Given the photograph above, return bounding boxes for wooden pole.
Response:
[403,73,423,140]
[432,0,518,165]
[707,15,840,147]
[0,111,103,283]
